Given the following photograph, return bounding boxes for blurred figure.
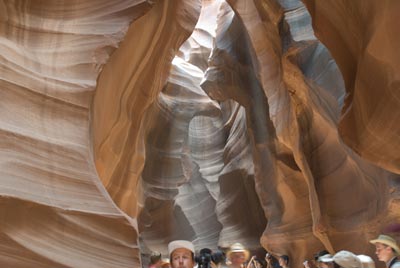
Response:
[370,234,400,268]
[317,254,335,268]
[303,260,312,268]
[226,243,250,268]
[278,255,290,268]
[246,256,262,268]
[265,252,280,268]
[196,248,225,268]
[149,251,163,268]
[305,250,331,268]
[315,251,331,264]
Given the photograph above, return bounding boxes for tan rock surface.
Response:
[201,1,396,264]
[302,0,400,174]
[1,0,399,267]
[0,1,151,267]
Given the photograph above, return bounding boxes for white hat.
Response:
[168,240,195,256]
[370,234,400,255]
[333,251,362,268]
[318,254,334,263]
[226,243,250,260]
[357,255,375,268]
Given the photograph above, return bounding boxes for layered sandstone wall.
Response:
[0,1,153,267]
[0,0,399,267]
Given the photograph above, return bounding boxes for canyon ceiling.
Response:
[0,0,399,267]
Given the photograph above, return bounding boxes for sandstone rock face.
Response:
[302,0,400,175]
[1,0,399,267]
[0,1,152,267]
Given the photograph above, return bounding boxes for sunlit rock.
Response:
[0,0,399,267]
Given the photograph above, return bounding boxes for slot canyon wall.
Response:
[0,0,399,267]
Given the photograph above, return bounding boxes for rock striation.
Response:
[302,0,400,175]
[0,0,399,267]
[0,1,153,267]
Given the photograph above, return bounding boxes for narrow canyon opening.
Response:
[90,0,400,266]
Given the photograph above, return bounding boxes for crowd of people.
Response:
[146,234,400,268]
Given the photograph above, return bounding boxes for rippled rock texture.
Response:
[1,0,399,267]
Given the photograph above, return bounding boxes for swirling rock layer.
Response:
[0,1,151,267]
[1,0,399,267]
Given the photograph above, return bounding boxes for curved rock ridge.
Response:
[0,0,152,267]
[201,0,399,264]
[138,56,224,252]
[138,54,267,253]
[302,0,400,174]
[137,0,399,263]
[1,0,400,267]
[93,0,202,218]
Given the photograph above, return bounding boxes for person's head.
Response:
[279,255,289,267]
[369,234,400,262]
[317,254,334,268]
[265,252,272,262]
[226,243,249,266]
[168,240,195,268]
[313,250,330,268]
[314,250,330,262]
[333,250,361,268]
[356,255,375,268]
